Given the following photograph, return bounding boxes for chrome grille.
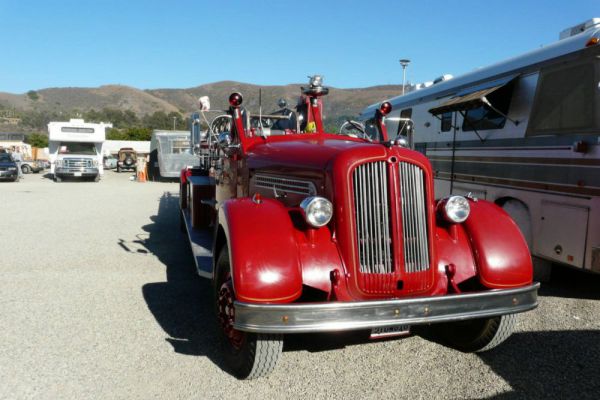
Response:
[399,162,430,272]
[254,174,317,196]
[64,158,93,169]
[353,161,393,274]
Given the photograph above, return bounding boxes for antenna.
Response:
[258,88,263,132]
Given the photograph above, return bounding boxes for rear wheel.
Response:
[214,247,283,379]
[430,314,517,352]
[21,165,31,174]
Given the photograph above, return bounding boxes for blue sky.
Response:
[1,0,598,93]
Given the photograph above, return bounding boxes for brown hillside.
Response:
[1,81,404,124]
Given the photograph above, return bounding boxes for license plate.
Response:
[73,172,82,177]
[370,325,410,339]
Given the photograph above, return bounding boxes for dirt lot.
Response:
[1,171,599,399]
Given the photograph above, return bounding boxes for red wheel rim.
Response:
[217,279,245,350]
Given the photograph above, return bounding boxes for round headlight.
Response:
[300,196,333,227]
[442,195,470,223]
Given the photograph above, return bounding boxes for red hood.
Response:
[247,135,384,171]
[246,134,431,173]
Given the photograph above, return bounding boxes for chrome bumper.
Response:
[233,283,540,333]
[56,167,99,176]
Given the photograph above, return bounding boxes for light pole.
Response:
[399,59,411,95]
[172,116,177,131]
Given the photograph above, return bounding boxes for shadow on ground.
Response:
[478,330,600,399]
[138,192,226,369]
[538,264,600,300]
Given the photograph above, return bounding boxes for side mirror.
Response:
[217,132,240,156]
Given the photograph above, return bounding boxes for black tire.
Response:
[21,165,31,174]
[430,314,517,353]
[54,175,62,183]
[214,247,283,379]
[117,166,121,173]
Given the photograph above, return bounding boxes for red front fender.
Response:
[219,198,303,303]
[462,200,533,288]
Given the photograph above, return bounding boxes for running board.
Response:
[181,208,213,278]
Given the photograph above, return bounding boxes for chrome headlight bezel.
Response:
[439,195,470,223]
[300,196,333,228]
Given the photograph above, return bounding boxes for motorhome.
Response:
[48,119,112,182]
[360,19,600,275]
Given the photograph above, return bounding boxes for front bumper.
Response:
[0,170,18,179]
[233,283,540,333]
[56,167,99,177]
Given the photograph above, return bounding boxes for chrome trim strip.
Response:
[399,162,430,273]
[353,161,393,274]
[254,174,317,196]
[233,283,539,333]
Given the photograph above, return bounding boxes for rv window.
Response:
[462,82,513,132]
[61,127,95,134]
[58,142,97,155]
[441,112,452,132]
[397,109,413,137]
[528,59,596,134]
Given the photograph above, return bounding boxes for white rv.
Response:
[48,119,112,182]
[360,19,600,274]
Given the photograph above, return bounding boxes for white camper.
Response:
[48,119,112,182]
[360,19,600,275]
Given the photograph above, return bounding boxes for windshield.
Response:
[59,142,97,155]
[0,154,13,163]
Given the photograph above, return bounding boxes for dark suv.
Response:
[0,153,19,182]
[116,148,137,173]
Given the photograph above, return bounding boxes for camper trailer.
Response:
[48,119,111,182]
[360,18,600,274]
[147,130,198,180]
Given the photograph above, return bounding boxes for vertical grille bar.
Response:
[399,162,430,272]
[353,161,393,274]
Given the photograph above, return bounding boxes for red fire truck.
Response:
[179,76,539,379]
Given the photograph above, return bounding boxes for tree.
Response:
[27,90,39,101]
[26,133,49,148]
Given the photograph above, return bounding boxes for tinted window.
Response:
[528,58,597,134]
[441,112,452,132]
[397,108,413,137]
[462,82,513,132]
[61,127,95,133]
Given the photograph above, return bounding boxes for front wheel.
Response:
[21,165,31,174]
[430,314,517,353]
[214,247,283,379]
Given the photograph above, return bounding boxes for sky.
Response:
[0,0,598,93]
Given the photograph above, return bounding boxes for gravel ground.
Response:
[0,171,599,400]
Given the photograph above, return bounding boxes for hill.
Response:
[0,81,405,132]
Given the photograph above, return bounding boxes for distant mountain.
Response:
[0,81,404,127]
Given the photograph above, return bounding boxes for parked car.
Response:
[0,153,19,182]
[116,148,137,173]
[20,159,44,174]
[103,154,117,169]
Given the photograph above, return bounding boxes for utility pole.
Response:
[172,116,177,131]
[399,59,411,95]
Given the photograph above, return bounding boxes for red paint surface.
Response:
[462,201,533,288]
[220,198,303,303]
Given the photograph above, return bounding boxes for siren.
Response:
[379,102,392,116]
[229,92,243,108]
